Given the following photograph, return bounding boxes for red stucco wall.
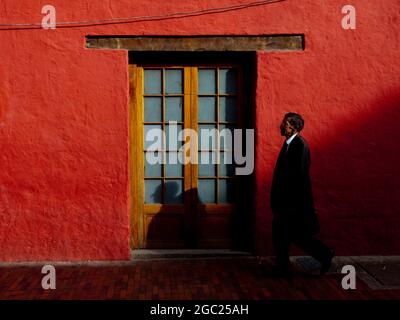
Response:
[0,0,399,261]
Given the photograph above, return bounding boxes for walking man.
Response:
[270,112,334,277]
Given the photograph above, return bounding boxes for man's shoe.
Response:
[320,249,335,275]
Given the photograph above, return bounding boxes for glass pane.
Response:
[165,180,183,204]
[165,69,183,94]
[166,152,183,177]
[165,124,183,150]
[198,179,216,203]
[220,97,237,122]
[198,151,217,177]
[198,97,216,122]
[220,152,235,176]
[198,69,216,94]
[198,124,218,150]
[145,152,162,177]
[219,68,237,94]
[144,69,162,94]
[145,179,162,203]
[144,97,162,122]
[144,125,163,150]
[219,179,235,203]
[219,125,235,150]
[165,97,183,122]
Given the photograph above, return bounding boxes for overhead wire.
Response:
[0,0,286,30]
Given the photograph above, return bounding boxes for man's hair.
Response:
[284,112,304,132]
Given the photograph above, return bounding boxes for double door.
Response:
[130,64,244,248]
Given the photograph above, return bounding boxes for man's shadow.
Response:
[147,181,205,248]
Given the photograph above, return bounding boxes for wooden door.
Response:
[130,64,244,249]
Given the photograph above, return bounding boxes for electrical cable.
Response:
[0,0,286,30]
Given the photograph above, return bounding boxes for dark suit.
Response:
[270,134,331,267]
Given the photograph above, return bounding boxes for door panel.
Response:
[142,67,190,248]
[192,67,240,248]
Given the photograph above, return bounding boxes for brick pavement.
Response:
[0,257,399,300]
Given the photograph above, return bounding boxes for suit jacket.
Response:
[270,135,319,236]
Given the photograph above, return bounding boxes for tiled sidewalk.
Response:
[0,255,399,300]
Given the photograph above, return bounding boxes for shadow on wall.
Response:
[309,90,400,255]
[146,182,204,248]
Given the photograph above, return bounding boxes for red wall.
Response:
[0,0,399,261]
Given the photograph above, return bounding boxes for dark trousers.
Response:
[272,217,331,267]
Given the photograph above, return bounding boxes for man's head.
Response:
[280,112,304,138]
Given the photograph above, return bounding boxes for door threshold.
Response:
[131,249,252,260]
